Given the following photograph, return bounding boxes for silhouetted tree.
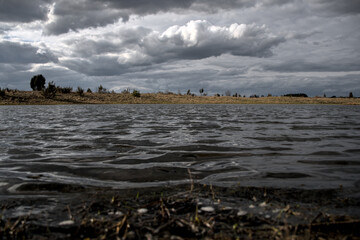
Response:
[199,88,204,96]
[225,90,231,96]
[132,89,141,97]
[30,74,46,91]
[77,87,84,97]
[87,88,92,93]
[97,85,107,93]
[349,92,353,98]
[187,89,191,95]
[0,88,5,98]
[42,81,57,99]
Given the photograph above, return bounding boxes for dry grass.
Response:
[1,90,360,105]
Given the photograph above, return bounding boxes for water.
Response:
[1,104,360,197]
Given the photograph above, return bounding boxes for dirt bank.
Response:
[1,90,360,105]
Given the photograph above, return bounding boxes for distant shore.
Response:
[1,90,359,105]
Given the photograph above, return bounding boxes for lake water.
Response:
[1,104,360,197]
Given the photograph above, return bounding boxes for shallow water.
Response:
[1,104,360,196]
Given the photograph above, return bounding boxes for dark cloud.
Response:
[0,0,51,22]
[44,0,257,34]
[61,21,285,76]
[311,0,360,16]
[0,41,58,64]
[261,59,360,72]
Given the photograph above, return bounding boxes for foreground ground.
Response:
[1,91,360,105]
[1,183,359,239]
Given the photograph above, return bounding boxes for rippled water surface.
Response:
[1,104,360,196]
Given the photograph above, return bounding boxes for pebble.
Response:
[259,201,267,207]
[137,208,148,214]
[237,210,247,216]
[108,210,124,216]
[59,220,75,226]
[201,206,215,212]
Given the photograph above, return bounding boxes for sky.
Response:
[0,0,359,96]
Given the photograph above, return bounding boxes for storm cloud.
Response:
[0,41,58,64]
[61,21,285,76]
[0,0,359,96]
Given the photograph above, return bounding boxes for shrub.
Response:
[187,89,191,95]
[57,86,72,94]
[87,88,92,93]
[225,90,231,96]
[30,74,46,91]
[0,88,5,98]
[132,89,141,98]
[122,88,130,94]
[349,92,353,98]
[284,93,308,97]
[199,88,204,96]
[77,87,84,97]
[42,81,57,99]
[97,85,107,93]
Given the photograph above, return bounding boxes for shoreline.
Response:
[1,183,359,239]
[1,91,360,105]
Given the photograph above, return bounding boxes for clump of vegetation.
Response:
[132,89,141,98]
[122,88,130,94]
[77,87,84,97]
[349,92,353,98]
[87,88,92,93]
[0,88,5,98]
[42,81,57,99]
[199,88,204,96]
[30,74,46,91]
[225,90,231,96]
[187,89,191,95]
[97,85,107,94]
[57,86,72,94]
[284,93,308,97]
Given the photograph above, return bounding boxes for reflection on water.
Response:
[0,104,360,196]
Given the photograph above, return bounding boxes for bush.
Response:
[77,87,84,97]
[57,86,72,94]
[42,81,57,99]
[0,88,5,98]
[349,92,353,98]
[30,74,46,91]
[284,93,308,97]
[87,88,92,93]
[122,88,130,94]
[97,85,107,93]
[132,89,141,98]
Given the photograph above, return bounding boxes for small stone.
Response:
[237,210,247,216]
[59,220,74,226]
[108,210,124,216]
[137,208,148,214]
[259,201,267,207]
[201,206,215,212]
[249,204,255,209]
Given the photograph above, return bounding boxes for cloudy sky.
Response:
[0,0,359,96]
